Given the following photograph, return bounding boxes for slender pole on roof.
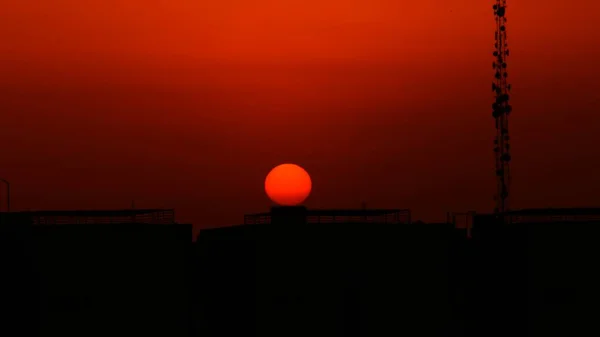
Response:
[0,178,10,212]
[361,202,367,222]
[131,200,136,223]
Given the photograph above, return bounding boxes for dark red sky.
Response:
[1,1,599,235]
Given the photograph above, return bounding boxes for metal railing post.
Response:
[0,178,10,212]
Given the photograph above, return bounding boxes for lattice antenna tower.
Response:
[492,1,512,214]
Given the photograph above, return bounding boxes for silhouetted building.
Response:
[269,205,308,226]
[8,205,598,336]
[469,208,600,337]
[195,207,467,337]
[0,209,190,337]
[0,212,37,336]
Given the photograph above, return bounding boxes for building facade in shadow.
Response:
[469,208,600,337]
[194,207,468,336]
[4,206,600,336]
[0,209,191,337]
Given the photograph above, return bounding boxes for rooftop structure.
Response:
[485,207,600,224]
[244,208,411,225]
[0,209,175,225]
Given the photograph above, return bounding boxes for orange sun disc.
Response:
[264,163,312,206]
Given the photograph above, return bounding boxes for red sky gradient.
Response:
[1,0,599,236]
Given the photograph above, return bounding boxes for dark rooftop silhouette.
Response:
[245,207,411,225]
[1,209,175,225]
[3,204,600,336]
[0,209,190,337]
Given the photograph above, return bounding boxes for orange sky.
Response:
[1,0,599,235]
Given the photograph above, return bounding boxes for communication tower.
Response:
[492,1,512,214]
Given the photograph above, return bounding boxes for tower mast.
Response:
[492,1,512,214]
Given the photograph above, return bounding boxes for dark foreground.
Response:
[2,209,600,336]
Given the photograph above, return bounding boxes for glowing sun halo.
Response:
[265,163,312,206]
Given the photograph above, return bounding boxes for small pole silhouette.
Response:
[131,200,136,223]
[0,178,10,212]
[361,202,367,222]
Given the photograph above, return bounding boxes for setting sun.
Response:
[265,163,312,206]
